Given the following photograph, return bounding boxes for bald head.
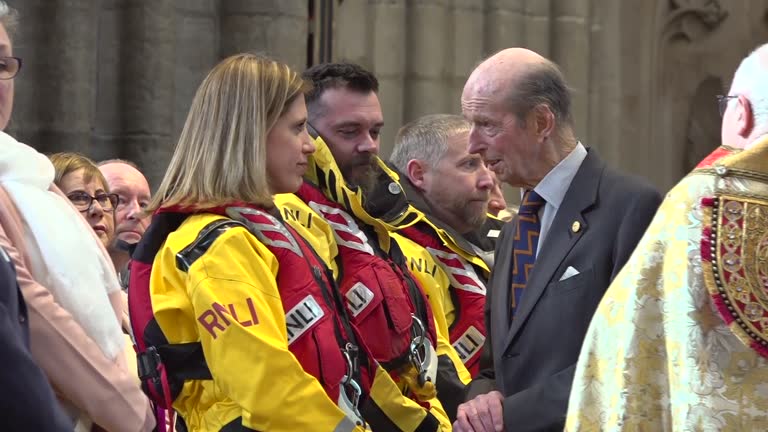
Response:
[98,161,151,245]
[462,48,575,189]
[465,48,548,100]
[99,161,149,192]
[464,48,572,129]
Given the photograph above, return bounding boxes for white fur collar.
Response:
[0,131,124,359]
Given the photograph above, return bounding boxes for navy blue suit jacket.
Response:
[467,149,662,431]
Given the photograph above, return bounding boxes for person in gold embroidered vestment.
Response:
[566,43,768,431]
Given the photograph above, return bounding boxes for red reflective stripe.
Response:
[158,363,174,432]
[401,225,487,375]
[431,252,485,293]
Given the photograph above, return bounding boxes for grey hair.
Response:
[0,2,18,40]
[506,60,573,130]
[390,114,470,173]
[729,43,768,136]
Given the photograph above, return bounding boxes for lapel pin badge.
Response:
[571,221,581,233]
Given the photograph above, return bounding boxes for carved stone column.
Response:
[219,0,307,70]
[404,0,450,121]
[523,0,551,57]
[585,0,619,165]
[173,1,219,145]
[450,0,485,112]
[334,0,371,66]
[117,0,176,186]
[369,0,406,157]
[650,0,731,190]
[9,0,100,156]
[484,0,525,54]
[552,0,591,141]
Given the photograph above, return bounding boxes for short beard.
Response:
[342,154,378,195]
[350,164,378,196]
[464,207,489,232]
[425,193,489,233]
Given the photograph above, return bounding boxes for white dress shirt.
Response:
[528,142,588,255]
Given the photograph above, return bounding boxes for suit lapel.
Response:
[491,220,516,353]
[502,150,605,351]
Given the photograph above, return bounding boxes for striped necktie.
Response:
[510,190,546,319]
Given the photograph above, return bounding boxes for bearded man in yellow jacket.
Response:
[276,62,468,431]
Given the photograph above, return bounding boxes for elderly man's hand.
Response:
[453,390,505,432]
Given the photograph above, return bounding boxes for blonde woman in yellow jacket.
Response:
[130,54,381,432]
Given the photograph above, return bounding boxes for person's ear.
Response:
[407,159,429,191]
[530,104,556,142]
[736,95,754,138]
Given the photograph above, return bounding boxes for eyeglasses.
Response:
[0,57,21,80]
[717,94,738,117]
[66,191,119,213]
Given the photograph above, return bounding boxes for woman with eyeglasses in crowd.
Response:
[49,153,119,248]
[0,2,154,431]
[49,151,146,421]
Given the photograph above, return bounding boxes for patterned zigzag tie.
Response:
[510,190,546,320]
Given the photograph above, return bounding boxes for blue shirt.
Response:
[532,142,588,254]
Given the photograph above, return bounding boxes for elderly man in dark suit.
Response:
[0,246,71,430]
[454,48,663,432]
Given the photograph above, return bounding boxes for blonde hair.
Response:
[148,53,309,211]
[49,152,110,191]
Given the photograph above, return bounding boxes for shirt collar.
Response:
[531,142,587,209]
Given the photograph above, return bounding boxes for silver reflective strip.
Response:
[453,325,486,363]
[308,201,375,256]
[227,207,303,257]
[285,295,325,345]
[427,247,486,295]
[345,282,375,317]
[333,416,359,432]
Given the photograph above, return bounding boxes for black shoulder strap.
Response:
[175,219,247,272]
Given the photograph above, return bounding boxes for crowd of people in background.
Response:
[3,1,768,431]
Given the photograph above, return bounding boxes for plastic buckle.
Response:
[137,346,162,381]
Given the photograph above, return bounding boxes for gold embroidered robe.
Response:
[566,140,768,431]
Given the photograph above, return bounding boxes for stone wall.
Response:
[336,0,768,196]
[8,0,307,186]
[6,0,768,195]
